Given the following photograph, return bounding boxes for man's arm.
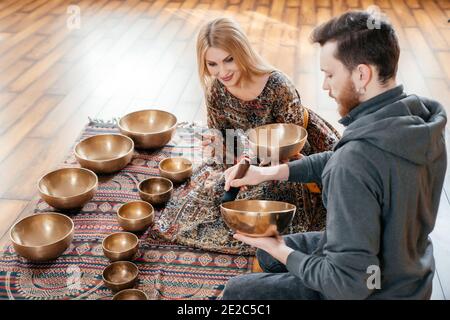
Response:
[285,162,382,300]
[287,151,333,184]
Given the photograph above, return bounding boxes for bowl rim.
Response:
[102,232,139,254]
[248,123,308,148]
[220,200,296,215]
[102,261,139,284]
[117,201,154,221]
[9,212,75,249]
[118,109,178,135]
[112,288,148,300]
[138,177,173,196]
[158,157,193,174]
[37,167,98,200]
[74,134,134,163]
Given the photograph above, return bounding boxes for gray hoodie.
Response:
[286,85,447,299]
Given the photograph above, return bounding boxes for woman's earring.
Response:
[358,87,366,95]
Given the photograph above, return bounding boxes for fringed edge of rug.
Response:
[88,117,205,129]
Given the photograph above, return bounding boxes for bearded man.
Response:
[221,10,447,300]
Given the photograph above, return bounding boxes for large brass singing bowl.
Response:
[10,213,74,261]
[74,134,134,174]
[102,232,139,262]
[38,168,98,210]
[220,200,296,237]
[117,201,154,232]
[102,261,139,292]
[248,123,308,163]
[159,157,193,184]
[138,177,173,206]
[112,289,148,300]
[118,109,177,149]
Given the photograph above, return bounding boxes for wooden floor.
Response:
[0,0,449,299]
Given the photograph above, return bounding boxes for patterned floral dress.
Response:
[154,70,340,255]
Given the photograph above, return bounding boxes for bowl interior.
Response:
[221,200,296,214]
[75,135,133,161]
[39,168,97,198]
[139,178,172,195]
[10,213,73,247]
[119,110,177,134]
[103,262,138,284]
[118,201,153,220]
[160,158,192,173]
[248,124,307,148]
[113,289,148,300]
[103,233,138,252]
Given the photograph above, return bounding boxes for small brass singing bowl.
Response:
[158,157,193,184]
[118,109,177,149]
[248,123,308,163]
[220,200,296,237]
[102,232,139,262]
[138,177,173,206]
[102,261,139,292]
[74,134,134,174]
[38,168,98,210]
[10,213,74,261]
[117,201,154,232]
[112,289,148,300]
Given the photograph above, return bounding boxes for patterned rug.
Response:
[0,122,254,300]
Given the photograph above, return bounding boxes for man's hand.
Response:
[224,162,290,191]
[233,233,294,265]
[259,152,304,166]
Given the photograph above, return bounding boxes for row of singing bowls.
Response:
[220,200,296,237]
[248,123,308,162]
[138,177,173,206]
[118,109,177,149]
[102,232,139,262]
[102,261,139,292]
[74,134,134,174]
[38,168,98,210]
[159,157,193,184]
[117,201,154,232]
[10,213,74,261]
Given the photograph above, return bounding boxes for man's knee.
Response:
[256,249,287,273]
[222,276,246,300]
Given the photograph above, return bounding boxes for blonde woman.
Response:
[155,18,340,255]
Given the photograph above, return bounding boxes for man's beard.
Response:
[336,78,361,117]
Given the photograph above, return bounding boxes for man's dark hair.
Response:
[311,10,400,84]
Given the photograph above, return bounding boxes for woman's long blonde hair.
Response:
[196,17,274,92]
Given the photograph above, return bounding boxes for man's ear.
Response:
[353,64,372,89]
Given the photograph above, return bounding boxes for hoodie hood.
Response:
[335,92,447,165]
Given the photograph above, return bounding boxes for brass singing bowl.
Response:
[117,201,154,232]
[74,134,134,174]
[10,213,74,261]
[38,168,98,210]
[159,157,193,184]
[138,177,173,206]
[118,109,177,149]
[102,261,139,292]
[102,232,139,262]
[112,289,148,300]
[220,200,296,237]
[248,123,308,162]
